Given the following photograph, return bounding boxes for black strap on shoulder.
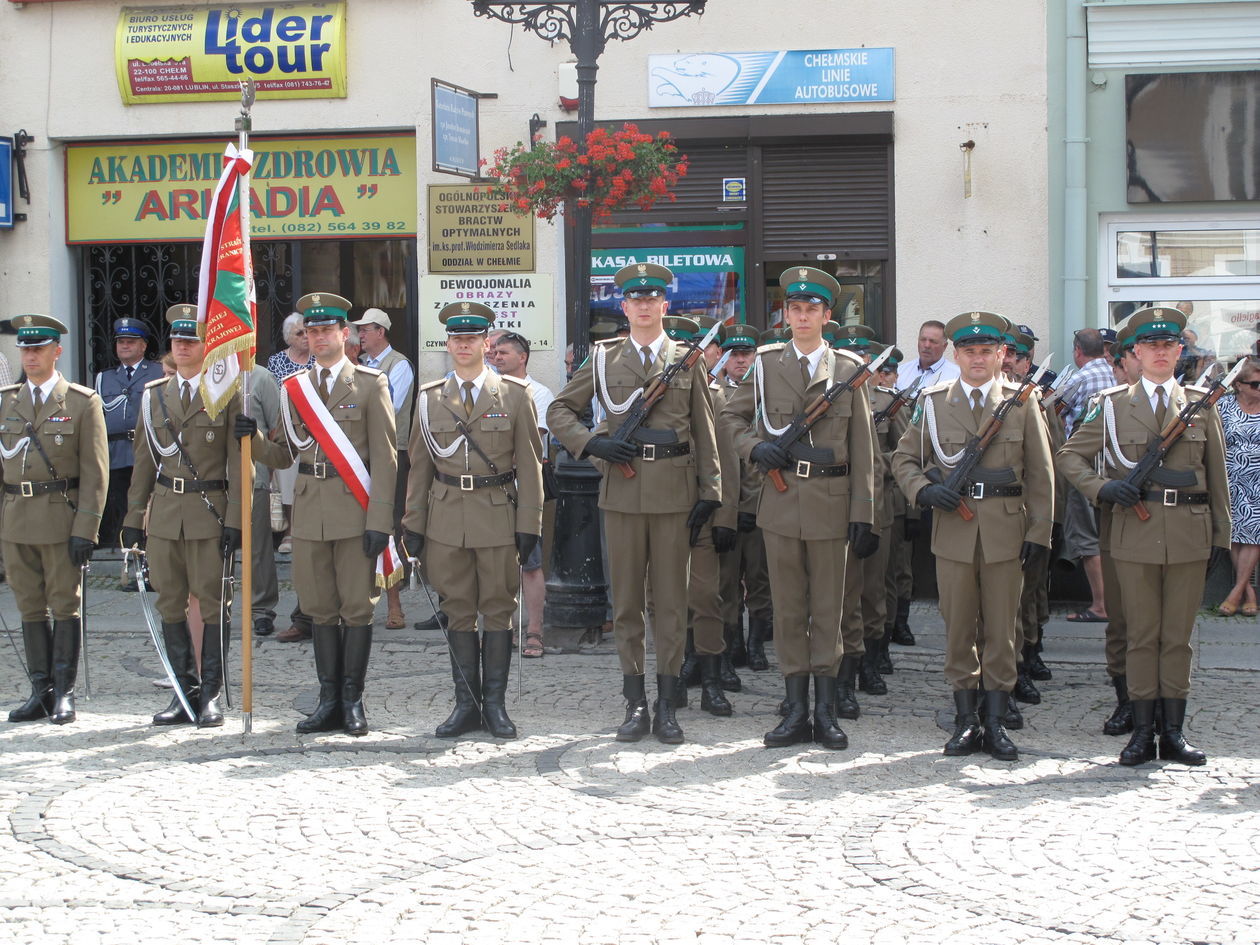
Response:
[22,421,77,513]
[437,398,517,510]
[154,386,225,528]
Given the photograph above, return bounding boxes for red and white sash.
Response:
[283,371,403,589]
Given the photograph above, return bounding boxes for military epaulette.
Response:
[1001,378,1023,391]
[1185,384,1209,396]
[145,377,168,389]
[67,382,97,397]
[354,364,383,376]
[419,378,446,392]
[1097,383,1128,398]
[834,348,864,367]
[500,374,530,388]
[594,337,621,347]
[921,381,952,396]
[0,383,19,393]
[757,342,786,354]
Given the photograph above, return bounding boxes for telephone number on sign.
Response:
[255,221,412,235]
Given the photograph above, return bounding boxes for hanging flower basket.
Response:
[481,123,688,223]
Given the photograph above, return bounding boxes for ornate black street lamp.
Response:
[470,0,706,630]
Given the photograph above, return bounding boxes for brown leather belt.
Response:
[436,470,516,491]
[4,477,79,497]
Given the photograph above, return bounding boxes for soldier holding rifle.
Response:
[548,263,721,746]
[720,267,877,750]
[891,311,1054,762]
[1056,306,1230,767]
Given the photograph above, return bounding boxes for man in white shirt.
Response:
[896,319,962,389]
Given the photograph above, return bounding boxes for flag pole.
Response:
[237,78,256,736]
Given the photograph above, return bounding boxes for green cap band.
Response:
[304,305,348,322]
[169,319,200,338]
[723,329,757,349]
[445,314,490,333]
[951,324,1004,344]
[1134,320,1180,339]
[784,280,835,306]
[836,337,871,349]
[16,326,60,343]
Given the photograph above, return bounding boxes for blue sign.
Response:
[723,177,746,202]
[648,48,894,107]
[432,80,480,178]
[0,137,12,229]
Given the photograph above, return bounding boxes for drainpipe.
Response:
[1063,0,1090,349]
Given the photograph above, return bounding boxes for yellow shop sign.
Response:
[116,3,347,104]
[65,134,417,244]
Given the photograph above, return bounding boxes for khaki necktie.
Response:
[970,388,984,424]
[641,345,654,375]
[180,381,191,411]
[1155,386,1167,428]
[462,380,476,418]
[321,368,333,401]
[32,387,42,413]
[799,356,811,388]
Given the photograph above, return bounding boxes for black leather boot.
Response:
[1013,661,1041,705]
[876,633,894,675]
[297,624,344,734]
[698,654,732,716]
[812,675,848,750]
[943,689,983,756]
[1003,692,1024,730]
[858,644,887,695]
[890,596,915,646]
[340,626,372,737]
[481,630,517,739]
[154,621,198,726]
[1027,641,1052,681]
[435,631,482,738]
[726,620,748,668]
[616,674,651,742]
[1119,699,1157,766]
[652,674,684,744]
[197,623,227,728]
[680,629,700,686]
[764,676,811,747]
[834,653,861,719]
[49,619,81,726]
[8,620,53,723]
[718,648,742,692]
[1103,674,1133,736]
[672,673,689,709]
[746,612,770,672]
[1158,698,1206,766]
[982,690,1018,761]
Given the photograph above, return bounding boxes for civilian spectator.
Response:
[1216,357,1260,616]
[896,319,961,388]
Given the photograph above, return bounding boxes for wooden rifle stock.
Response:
[1130,384,1228,520]
[767,366,878,493]
[949,378,1041,522]
[616,345,705,479]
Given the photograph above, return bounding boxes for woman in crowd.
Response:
[1217,356,1260,615]
[265,313,313,557]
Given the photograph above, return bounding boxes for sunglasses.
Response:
[1237,380,1260,390]
[498,331,531,354]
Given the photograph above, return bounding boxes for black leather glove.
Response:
[233,414,258,441]
[67,537,94,568]
[750,441,791,473]
[918,483,962,511]
[515,532,539,563]
[1208,546,1229,574]
[584,435,637,464]
[402,530,425,559]
[1098,480,1141,508]
[847,521,879,559]
[686,499,722,547]
[737,511,758,533]
[1020,541,1046,569]
[363,530,390,559]
[712,526,738,554]
[903,517,922,540]
[120,526,146,551]
[220,527,242,558]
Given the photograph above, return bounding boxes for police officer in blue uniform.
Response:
[95,318,161,564]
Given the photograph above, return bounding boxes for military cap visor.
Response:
[439,301,495,334]
[113,317,149,340]
[723,324,759,349]
[1127,306,1187,344]
[13,314,67,347]
[779,266,842,309]
[297,292,352,327]
[835,324,877,349]
[662,315,700,341]
[946,311,1009,347]
[615,263,674,298]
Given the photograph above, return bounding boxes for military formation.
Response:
[3,272,1231,767]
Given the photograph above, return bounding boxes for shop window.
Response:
[590,245,745,327]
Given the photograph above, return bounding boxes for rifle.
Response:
[872,373,924,425]
[766,345,893,493]
[1041,363,1077,417]
[933,358,1053,521]
[609,318,723,479]
[1123,358,1243,522]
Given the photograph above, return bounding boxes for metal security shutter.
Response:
[761,144,890,257]
[1087,1,1260,69]
[622,143,749,220]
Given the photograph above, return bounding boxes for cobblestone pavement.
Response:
[2,556,1258,944]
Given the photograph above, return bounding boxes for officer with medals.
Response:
[716,325,774,673]
[2,315,108,725]
[96,318,161,567]
[121,305,286,728]
[276,292,398,737]
[403,301,544,740]
[891,311,1054,762]
[548,263,722,745]
[1056,306,1229,767]
[720,267,877,750]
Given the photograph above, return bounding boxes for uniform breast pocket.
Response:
[991,429,1023,463]
[1172,424,1207,465]
[1116,432,1150,466]
[765,399,796,434]
[333,404,364,424]
[478,416,512,448]
[426,417,459,449]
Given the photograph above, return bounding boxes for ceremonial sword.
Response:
[125,547,196,722]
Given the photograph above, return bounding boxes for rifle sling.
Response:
[22,422,77,513]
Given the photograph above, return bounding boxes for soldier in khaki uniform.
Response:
[716,326,773,672]
[548,263,721,745]
[277,293,398,737]
[891,311,1054,762]
[720,267,877,750]
[121,305,286,728]
[403,302,544,740]
[1056,306,1229,767]
[2,315,108,726]
[879,349,920,651]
